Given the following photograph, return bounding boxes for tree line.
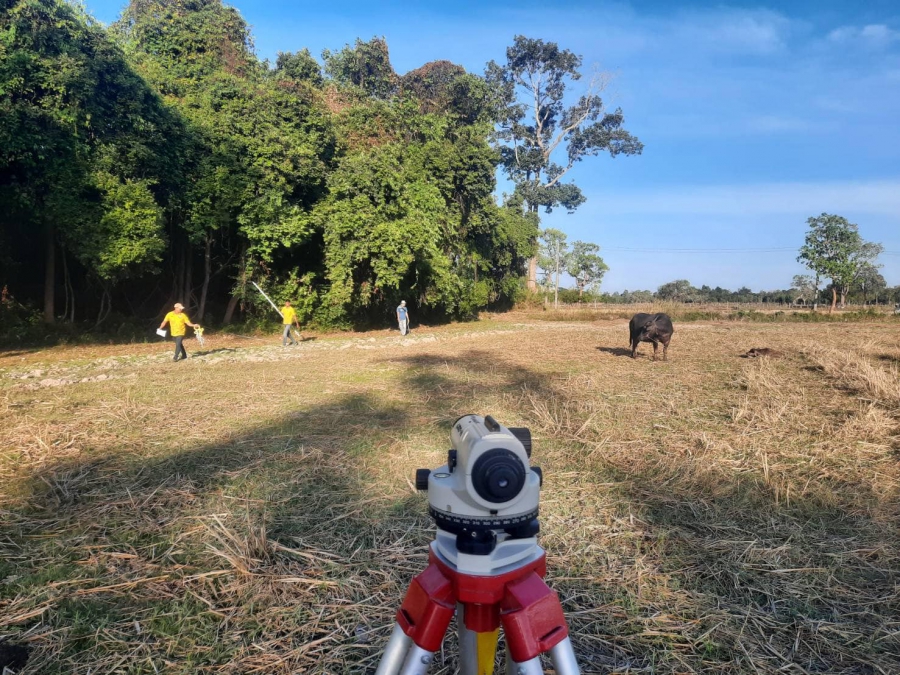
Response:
[599,280,898,306]
[540,213,894,308]
[0,0,640,338]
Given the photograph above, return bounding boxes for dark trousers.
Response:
[173,336,187,360]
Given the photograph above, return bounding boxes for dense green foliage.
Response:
[0,0,538,333]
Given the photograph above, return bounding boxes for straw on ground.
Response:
[1,311,898,674]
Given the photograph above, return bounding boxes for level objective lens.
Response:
[471,448,526,503]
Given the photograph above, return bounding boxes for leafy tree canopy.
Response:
[566,241,608,297]
[486,35,643,215]
[400,60,466,114]
[797,213,883,311]
[323,37,398,99]
[274,48,323,86]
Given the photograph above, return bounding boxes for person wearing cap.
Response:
[281,300,301,346]
[159,303,201,361]
[396,300,409,336]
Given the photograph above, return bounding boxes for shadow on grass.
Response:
[2,349,899,674]
[1,392,429,674]
[190,347,238,357]
[595,346,632,357]
[0,349,41,359]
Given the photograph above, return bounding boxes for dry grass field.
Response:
[1,312,899,674]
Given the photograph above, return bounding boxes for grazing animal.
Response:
[743,347,781,358]
[629,313,674,361]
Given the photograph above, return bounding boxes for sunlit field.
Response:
[2,311,899,674]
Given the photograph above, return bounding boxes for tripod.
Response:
[374,529,581,675]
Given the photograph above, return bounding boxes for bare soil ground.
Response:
[1,316,898,674]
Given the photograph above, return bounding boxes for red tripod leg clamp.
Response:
[396,562,456,652]
[500,572,569,662]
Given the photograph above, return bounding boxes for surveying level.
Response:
[374,414,581,675]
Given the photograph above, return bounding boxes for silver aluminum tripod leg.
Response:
[505,656,543,675]
[457,604,479,675]
[549,637,581,675]
[503,637,581,675]
[374,624,413,675]
[398,643,436,675]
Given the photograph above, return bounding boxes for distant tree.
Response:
[537,269,555,298]
[274,49,323,85]
[854,262,886,304]
[400,60,466,113]
[760,288,794,304]
[791,274,818,306]
[842,242,884,307]
[323,37,398,99]
[797,213,881,313]
[74,174,166,324]
[731,286,761,303]
[710,286,731,302]
[538,228,569,308]
[566,241,608,298]
[485,36,642,290]
[657,279,694,302]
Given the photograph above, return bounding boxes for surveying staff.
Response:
[159,303,200,362]
[281,300,301,346]
[396,300,409,336]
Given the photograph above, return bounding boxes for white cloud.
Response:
[861,24,896,42]
[827,27,855,43]
[625,8,796,57]
[828,24,899,48]
[588,179,900,218]
[504,6,797,61]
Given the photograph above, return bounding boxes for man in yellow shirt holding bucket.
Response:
[159,303,201,361]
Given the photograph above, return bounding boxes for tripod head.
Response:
[415,414,542,556]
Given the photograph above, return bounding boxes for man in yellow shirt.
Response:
[281,301,301,346]
[159,303,201,361]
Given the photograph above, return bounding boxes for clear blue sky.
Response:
[87,0,900,292]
